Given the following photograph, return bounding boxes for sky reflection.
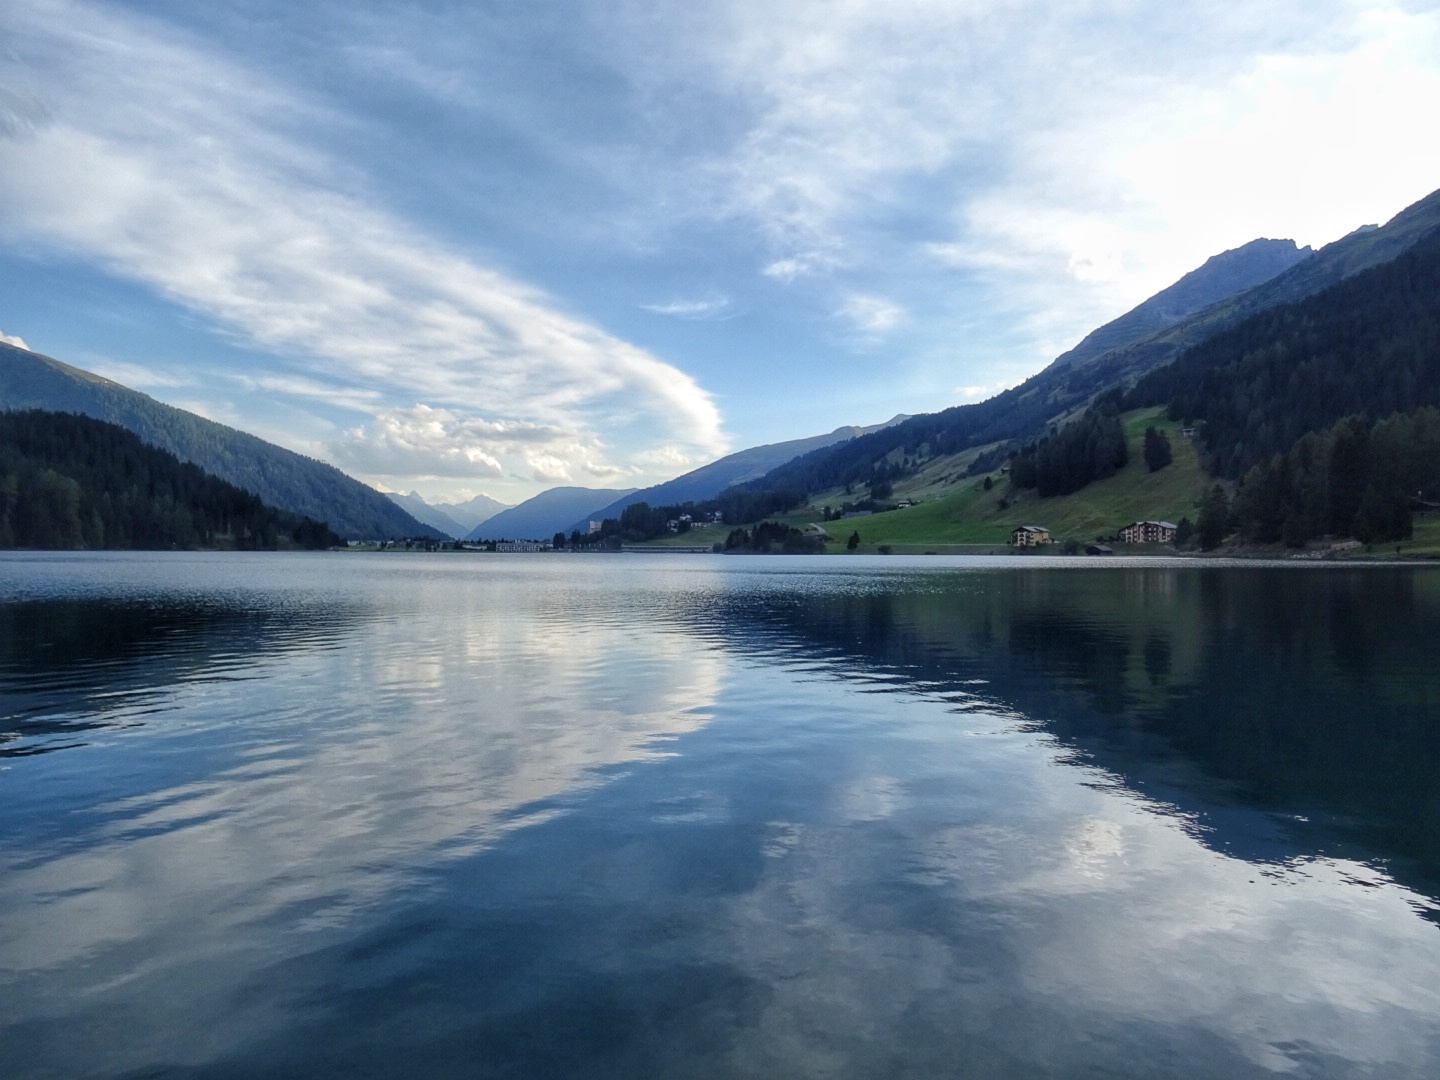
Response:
[3,554,1439,1078]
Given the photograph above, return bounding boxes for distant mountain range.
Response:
[577,416,911,530]
[469,486,637,541]
[461,418,916,541]
[385,490,510,539]
[0,344,437,540]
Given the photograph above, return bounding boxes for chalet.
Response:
[1118,520,1178,544]
[1085,544,1114,556]
[1010,525,1051,547]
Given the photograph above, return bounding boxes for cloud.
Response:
[330,404,617,483]
[614,0,1440,362]
[956,382,1013,401]
[0,330,28,349]
[641,296,733,319]
[836,293,903,336]
[0,0,729,491]
[634,444,699,471]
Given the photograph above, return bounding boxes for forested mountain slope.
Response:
[1126,228,1440,479]
[0,344,437,540]
[740,185,1440,503]
[0,410,340,550]
[580,415,909,529]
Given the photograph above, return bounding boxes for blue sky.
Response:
[2,0,1439,504]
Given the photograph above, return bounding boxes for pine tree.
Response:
[1143,426,1173,472]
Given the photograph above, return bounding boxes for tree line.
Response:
[1224,408,1440,546]
[1008,401,1129,496]
[0,410,340,550]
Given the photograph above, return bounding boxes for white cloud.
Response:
[635,444,699,471]
[0,0,728,494]
[524,453,575,484]
[641,296,734,319]
[837,293,904,335]
[0,330,29,349]
[956,382,1014,400]
[329,404,625,484]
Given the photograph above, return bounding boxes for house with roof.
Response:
[1118,520,1178,544]
[1010,525,1051,547]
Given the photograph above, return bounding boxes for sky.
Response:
[2,0,1439,506]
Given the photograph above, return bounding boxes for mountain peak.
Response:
[1046,237,1312,374]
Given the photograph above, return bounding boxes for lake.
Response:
[3,551,1440,1078]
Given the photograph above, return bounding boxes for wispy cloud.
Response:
[0,330,28,350]
[641,296,734,319]
[836,294,904,336]
[0,0,728,492]
[616,0,1440,354]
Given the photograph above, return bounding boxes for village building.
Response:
[1118,520,1178,544]
[495,539,548,552]
[1010,525,1051,547]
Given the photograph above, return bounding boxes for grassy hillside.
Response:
[785,408,1210,553]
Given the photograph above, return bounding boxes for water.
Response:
[3,551,1440,1078]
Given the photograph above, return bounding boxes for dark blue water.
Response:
[3,552,1440,1078]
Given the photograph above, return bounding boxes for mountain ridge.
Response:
[0,343,438,540]
[467,486,638,541]
[577,415,911,529]
[738,184,1440,502]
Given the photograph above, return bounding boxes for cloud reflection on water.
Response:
[0,554,727,1074]
[3,555,1440,1079]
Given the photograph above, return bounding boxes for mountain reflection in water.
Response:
[687,563,1440,903]
[2,553,1439,1079]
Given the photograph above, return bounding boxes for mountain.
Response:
[1051,186,1440,399]
[385,491,470,539]
[740,184,1440,502]
[1126,226,1440,480]
[384,490,512,539]
[0,343,439,540]
[579,415,911,527]
[1046,238,1311,372]
[467,486,637,541]
[1,409,340,550]
[436,493,509,534]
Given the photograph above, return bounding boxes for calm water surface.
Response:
[3,552,1440,1078]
